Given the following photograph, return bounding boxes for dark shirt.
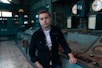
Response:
[29,25,71,68]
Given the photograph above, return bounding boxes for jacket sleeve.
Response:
[29,33,38,63]
[58,28,72,56]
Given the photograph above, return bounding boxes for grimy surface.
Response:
[0,41,33,68]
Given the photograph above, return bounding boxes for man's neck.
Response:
[42,26,51,31]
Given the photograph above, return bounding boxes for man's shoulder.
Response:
[51,25,61,31]
[32,28,41,36]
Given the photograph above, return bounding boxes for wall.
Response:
[52,1,73,28]
[30,0,52,27]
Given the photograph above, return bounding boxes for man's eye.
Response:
[40,18,43,20]
[45,17,48,19]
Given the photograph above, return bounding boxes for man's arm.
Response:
[58,28,77,64]
[58,28,72,55]
[29,33,43,68]
[29,34,38,63]
[68,53,77,64]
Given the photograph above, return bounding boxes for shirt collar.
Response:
[40,25,54,32]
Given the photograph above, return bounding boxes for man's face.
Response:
[38,13,51,28]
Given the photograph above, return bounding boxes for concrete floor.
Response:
[0,41,33,68]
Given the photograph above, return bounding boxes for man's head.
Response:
[38,10,51,29]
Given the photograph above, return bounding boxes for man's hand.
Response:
[68,53,77,64]
[35,61,43,68]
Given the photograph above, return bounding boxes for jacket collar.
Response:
[39,25,54,32]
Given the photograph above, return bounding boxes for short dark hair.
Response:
[38,10,51,17]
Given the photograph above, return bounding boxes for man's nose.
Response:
[43,19,46,22]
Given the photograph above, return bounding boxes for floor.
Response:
[0,41,33,68]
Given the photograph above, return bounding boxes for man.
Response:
[29,10,77,68]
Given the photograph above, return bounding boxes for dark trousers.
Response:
[50,64,61,68]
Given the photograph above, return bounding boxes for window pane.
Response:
[0,18,2,20]
[0,11,1,17]
[67,17,72,28]
[88,15,96,29]
[1,0,11,4]
[2,11,12,17]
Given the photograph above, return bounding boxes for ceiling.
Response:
[9,0,92,5]
[10,0,30,5]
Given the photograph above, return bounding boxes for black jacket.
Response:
[29,26,71,68]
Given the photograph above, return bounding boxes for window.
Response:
[88,15,96,29]
[0,18,2,20]
[67,17,72,28]
[0,11,1,17]
[0,0,11,4]
[1,11,12,17]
